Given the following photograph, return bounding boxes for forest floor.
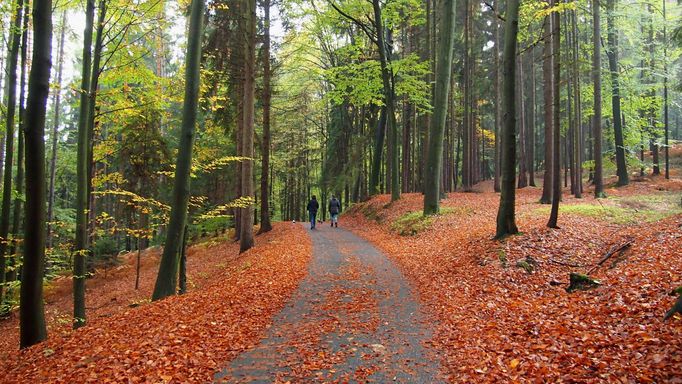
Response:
[343,172,682,382]
[0,223,312,382]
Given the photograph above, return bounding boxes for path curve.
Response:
[215,223,443,383]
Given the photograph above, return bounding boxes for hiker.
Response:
[306,195,319,229]
[328,195,341,227]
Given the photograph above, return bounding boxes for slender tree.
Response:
[258,0,272,234]
[663,0,669,179]
[495,0,520,238]
[21,0,52,349]
[423,0,456,215]
[240,0,256,252]
[47,11,67,248]
[606,0,628,186]
[0,0,24,304]
[73,0,96,328]
[152,0,205,300]
[547,5,561,228]
[8,0,30,285]
[540,11,553,204]
[593,0,604,197]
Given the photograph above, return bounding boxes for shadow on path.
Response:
[214,223,443,383]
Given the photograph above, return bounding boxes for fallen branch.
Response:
[548,259,585,268]
[586,238,633,275]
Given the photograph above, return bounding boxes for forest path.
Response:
[214,222,443,383]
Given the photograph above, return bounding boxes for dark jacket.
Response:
[328,198,341,214]
[307,198,319,214]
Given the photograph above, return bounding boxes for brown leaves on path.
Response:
[344,184,682,383]
[0,223,311,383]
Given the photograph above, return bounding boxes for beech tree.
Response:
[21,0,53,349]
[152,0,205,300]
[495,0,521,238]
[423,0,456,215]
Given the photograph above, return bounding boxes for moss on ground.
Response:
[534,193,682,224]
[390,207,458,236]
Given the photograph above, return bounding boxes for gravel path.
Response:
[214,223,443,383]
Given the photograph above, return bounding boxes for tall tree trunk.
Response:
[592,0,604,197]
[517,53,528,189]
[493,3,501,193]
[0,0,24,304]
[8,0,29,285]
[240,0,256,252]
[423,0,456,215]
[73,0,95,328]
[540,12,553,204]
[371,0,399,201]
[572,10,582,198]
[258,0,272,234]
[663,0,669,179]
[495,0,520,238]
[152,0,204,300]
[462,0,472,192]
[47,10,67,249]
[548,5,561,228]
[606,0,628,186]
[370,107,386,195]
[21,0,52,349]
[528,47,537,187]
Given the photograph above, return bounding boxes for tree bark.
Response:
[239,0,256,252]
[423,0,456,215]
[548,5,561,228]
[21,0,52,349]
[258,0,272,234]
[7,0,29,285]
[606,0,628,186]
[495,0,520,238]
[47,10,67,249]
[593,0,604,197]
[152,0,204,300]
[0,0,25,304]
[540,12,553,204]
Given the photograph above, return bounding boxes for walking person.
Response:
[307,195,319,230]
[328,195,341,228]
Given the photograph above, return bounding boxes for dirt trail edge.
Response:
[214,223,444,383]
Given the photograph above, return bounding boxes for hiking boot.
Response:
[335,223,338,228]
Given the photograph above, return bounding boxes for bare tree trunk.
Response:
[593,0,604,197]
[540,12,553,204]
[21,0,52,349]
[548,5,561,228]
[258,0,272,234]
[239,0,256,252]
[47,11,67,249]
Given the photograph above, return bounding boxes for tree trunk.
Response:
[7,1,29,285]
[495,0,520,238]
[371,0,399,201]
[548,7,561,228]
[0,0,25,304]
[663,0,669,179]
[152,0,204,300]
[493,4,501,193]
[258,0,272,234]
[517,53,528,189]
[540,12,553,204]
[592,0,604,197]
[606,0,628,186]
[370,107,386,195]
[47,10,67,249]
[423,0,456,215]
[21,0,52,349]
[239,0,256,252]
[528,46,537,187]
